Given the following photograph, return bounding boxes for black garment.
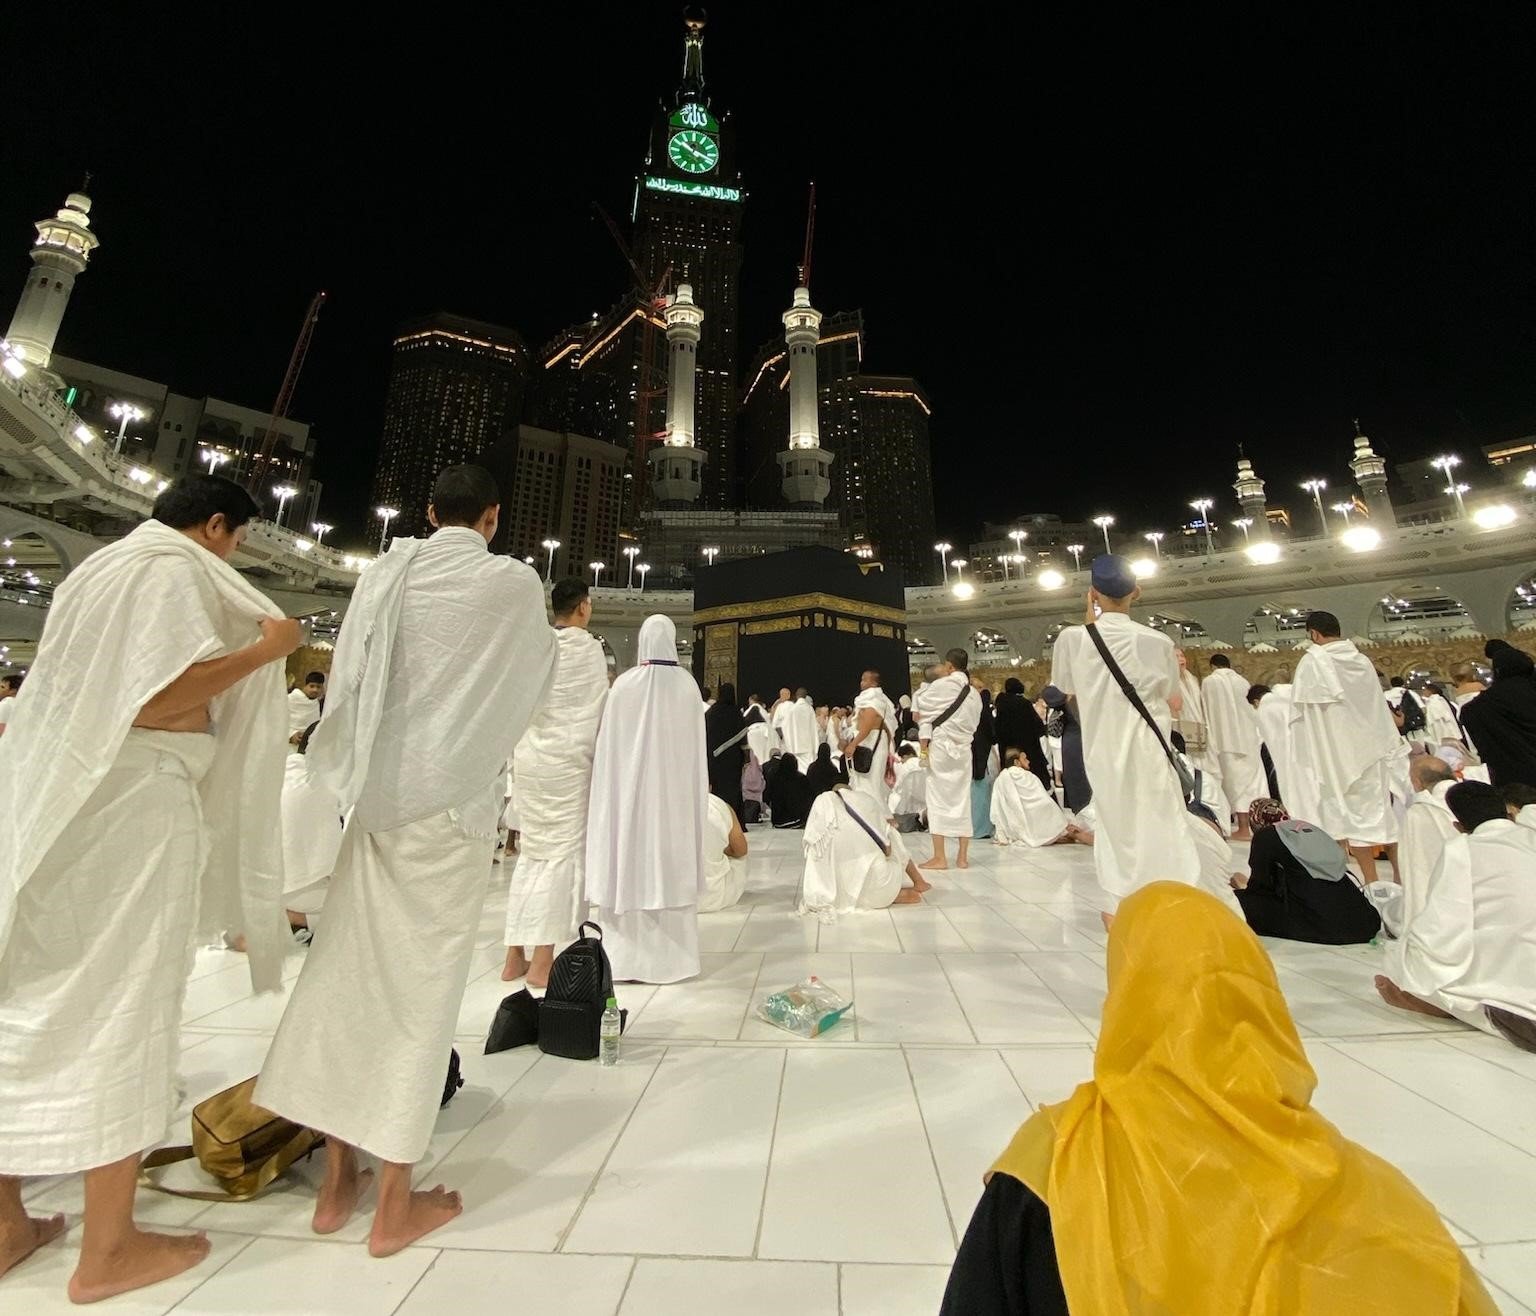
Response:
[704,682,747,817]
[942,1172,1069,1316]
[896,707,918,743]
[1260,743,1281,802]
[804,744,842,799]
[1041,687,1090,811]
[1459,657,1536,789]
[995,690,1052,790]
[972,689,998,781]
[764,753,814,829]
[1235,826,1381,945]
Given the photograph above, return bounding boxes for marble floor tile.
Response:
[617,1258,837,1315]
[394,1250,634,1315]
[839,1262,954,1316]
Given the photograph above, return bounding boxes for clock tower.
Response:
[633,11,744,510]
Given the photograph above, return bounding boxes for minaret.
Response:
[776,286,833,509]
[6,184,99,375]
[648,283,706,508]
[1348,420,1396,526]
[1232,448,1270,537]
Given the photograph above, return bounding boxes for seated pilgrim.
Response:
[764,752,814,829]
[888,743,927,824]
[990,748,1074,847]
[280,721,343,932]
[805,742,844,800]
[941,882,1499,1316]
[698,792,748,913]
[1504,782,1536,832]
[797,784,931,914]
[1230,799,1381,945]
[1376,781,1536,1050]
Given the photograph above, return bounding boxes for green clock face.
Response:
[668,129,719,175]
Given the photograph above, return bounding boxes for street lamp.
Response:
[1430,455,1464,516]
[1300,479,1329,536]
[934,541,953,584]
[1067,543,1085,571]
[637,562,651,592]
[589,561,605,586]
[1231,518,1252,543]
[541,537,561,582]
[109,401,146,457]
[272,484,298,528]
[375,505,399,553]
[702,545,720,567]
[200,447,229,473]
[1331,501,1354,526]
[1091,515,1114,553]
[1007,529,1027,580]
[1189,499,1215,554]
[1447,482,1470,518]
[311,521,333,545]
[951,557,969,579]
[1144,531,1164,557]
[623,545,641,590]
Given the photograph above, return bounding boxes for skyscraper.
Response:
[372,312,529,538]
[631,13,744,509]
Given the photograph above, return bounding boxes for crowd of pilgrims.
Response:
[0,466,1526,1311]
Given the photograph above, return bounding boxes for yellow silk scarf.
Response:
[992,883,1496,1315]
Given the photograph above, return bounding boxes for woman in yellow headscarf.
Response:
[941,882,1496,1315]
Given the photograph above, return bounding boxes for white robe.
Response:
[585,615,708,983]
[1394,783,1458,942]
[1202,667,1268,816]
[1289,640,1401,846]
[504,625,609,947]
[848,685,897,806]
[1255,684,1296,806]
[776,696,818,760]
[698,793,746,914]
[281,752,342,910]
[1187,812,1245,915]
[1388,821,1536,1030]
[915,672,980,837]
[1176,669,1229,818]
[1518,804,1536,834]
[288,686,321,737]
[258,527,556,1164]
[798,788,910,915]
[745,715,773,766]
[1049,614,1197,900]
[0,520,290,1176]
[1422,691,1464,750]
[990,765,1070,846]
[889,757,927,817]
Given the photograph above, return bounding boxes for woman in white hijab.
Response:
[585,615,709,983]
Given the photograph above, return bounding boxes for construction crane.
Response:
[247,290,327,496]
[797,181,817,290]
[594,205,671,520]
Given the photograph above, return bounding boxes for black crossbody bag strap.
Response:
[929,683,972,731]
[837,791,891,856]
[1084,624,1193,796]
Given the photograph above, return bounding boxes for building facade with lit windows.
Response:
[371,312,530,538]
[477,424,627,581]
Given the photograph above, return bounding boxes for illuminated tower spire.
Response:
[1348,419,1396,526]
[649,283,706,507]
[777,285,833,508]
[678,9,707,103]
[1232,448,1270,535]
[6,183,99,372]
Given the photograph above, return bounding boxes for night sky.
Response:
[6,3,1536,549]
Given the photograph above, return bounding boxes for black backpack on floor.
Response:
[537,921,626,1060]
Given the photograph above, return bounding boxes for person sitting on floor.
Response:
[1230,799,1381,945]
[941,882,1498,1316]
[1375,781,1536,1051]
[888,743,927,829]
[797,784,931,915]
[990,748,1074,847]
[763,752,815,829]
[699,792,748,913]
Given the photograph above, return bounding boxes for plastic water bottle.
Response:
[600,997,621,1067]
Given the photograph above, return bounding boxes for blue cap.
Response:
[1090,554,1137,598]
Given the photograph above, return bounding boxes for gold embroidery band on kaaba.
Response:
[692,592,906,627]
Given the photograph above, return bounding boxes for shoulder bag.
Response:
[851,726,883,775]
[1084,624,1198,801]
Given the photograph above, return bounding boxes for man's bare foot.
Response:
[1100,911,1115,933]
[313,1164,374,1235]
[1374,975,1456,1019]
[956,858,970,869]
[221,932,247,954]
[368,1186,463,1258]
[525,968,550,990]
[919,858,948,871]
[0,1211,65,1280]
[501,947,529,983]
[1073,830,1095,847]
[893,888,923,904]
[68,1231,210,1304]
[909,871,932,893]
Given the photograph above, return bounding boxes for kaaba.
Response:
[691,546,910,706]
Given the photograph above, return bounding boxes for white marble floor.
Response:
[12,828,1536,1314]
